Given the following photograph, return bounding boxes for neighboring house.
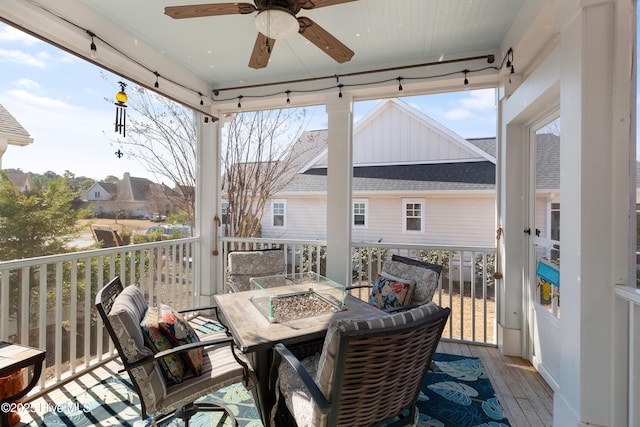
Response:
[0,103,33,170]
[261,99,499,247]
[5,171,33,193]
[80,172,180,218]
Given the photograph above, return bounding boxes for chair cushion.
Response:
[382,257,441,305]
[368,272,416,310]
[141,304,186,383]
[226,249,286,292]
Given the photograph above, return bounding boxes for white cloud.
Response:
[442,107,474,120]
[0,25,40,45]
[7,89,71,110]
[459,89,496,111]
[15,79,40,90]
[0,48,46,68]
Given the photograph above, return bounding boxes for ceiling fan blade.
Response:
[249,33,275,69]
[297,17,354,63]
[300,0,358,10]
[164,3,256,19]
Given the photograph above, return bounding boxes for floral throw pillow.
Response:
[369,273,416,310]
[141,305,186,383]
[156,305,204,376]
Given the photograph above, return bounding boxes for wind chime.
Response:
[114,81,128,137]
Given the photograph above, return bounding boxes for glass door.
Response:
[527,115,561,390]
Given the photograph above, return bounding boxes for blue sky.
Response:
[1,22,502,181]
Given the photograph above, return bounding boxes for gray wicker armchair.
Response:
[271,301,450,427]
[348,254,443,313]
[95,277,255,426]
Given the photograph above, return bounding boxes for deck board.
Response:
[19,341,554,427]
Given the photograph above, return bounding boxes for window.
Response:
[403,199,424,232]
[221,201,228,225]
[272,200,286,227]
[94,191,100,199]
[353,199,368,227]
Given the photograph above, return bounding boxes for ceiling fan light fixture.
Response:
[255,8,299,40]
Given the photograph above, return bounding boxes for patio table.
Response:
[214,278,381,427]
[0,341,46,427]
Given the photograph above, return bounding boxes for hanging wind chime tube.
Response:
[114,81,128,137]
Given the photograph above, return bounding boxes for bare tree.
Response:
[221,109,316,238]
[111,84,197,226]
[110,81,315,236]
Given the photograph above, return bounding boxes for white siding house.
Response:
[262,99,498,247]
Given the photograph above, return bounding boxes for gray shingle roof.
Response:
[0,103,33,146]
[282,161,496,193]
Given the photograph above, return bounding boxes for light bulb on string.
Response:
[397,77,404,96]
[237,96,243,112]
[463,70,470,91]
[338,84,343,99]
[154,72,160,88]
[87,30,98,59]
[285,90,291,105]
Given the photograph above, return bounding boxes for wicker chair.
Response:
[95,276,255,426]
[226,248,286,292]
[271,302,450,427]
[348,254,443,312]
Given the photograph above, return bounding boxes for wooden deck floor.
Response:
[18,341,553,427]
[439,341,554,427]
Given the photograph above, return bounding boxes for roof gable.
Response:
[308,99,494,169]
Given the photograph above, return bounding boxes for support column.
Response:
[195,112,221,305]
[553,1,633,425]
[324,93,353,285]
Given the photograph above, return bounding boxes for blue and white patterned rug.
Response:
[26,353,509,427]
[418,353,511,426]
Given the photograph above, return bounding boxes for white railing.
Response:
[2,235,496,397]
[0,238,197,395]
[220,237,497,345]
[614,284,640,427]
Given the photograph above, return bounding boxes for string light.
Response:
[154,72,160,88]
[212,50,513,105]
[199,92,204,106]
[237,95,243,111]
[87,30,97,59]
[285,90,291,105]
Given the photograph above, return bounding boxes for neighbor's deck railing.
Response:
[220,237,497,345]
[0,237,197,396]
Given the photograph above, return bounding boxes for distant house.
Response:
[0,103,33,170]
[260,99,498,247]
[5,172,33,193]
[80,172,180,219]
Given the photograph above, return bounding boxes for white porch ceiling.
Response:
[0,0,544,115]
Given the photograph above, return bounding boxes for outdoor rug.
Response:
[26,353,509,427]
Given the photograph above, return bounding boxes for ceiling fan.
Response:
[165,0,357,69]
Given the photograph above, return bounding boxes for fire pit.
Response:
[249,272,345,323]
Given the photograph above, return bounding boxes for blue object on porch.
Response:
[536,259,560,287]
[26,353,509,427]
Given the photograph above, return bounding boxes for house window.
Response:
[272,200,286,227]
[221,201,228,225]
[94,191,100,199]
[353,200,368,227]
[403,199,424,232]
